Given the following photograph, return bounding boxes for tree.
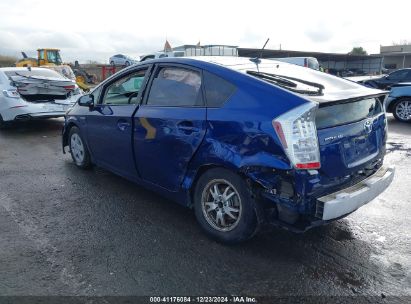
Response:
[349,47,367,55]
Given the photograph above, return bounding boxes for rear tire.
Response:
[393,99,411,122]
[69,126,91,169]
[194,168,258,244]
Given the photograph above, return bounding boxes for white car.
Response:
[140,51,185,62]
[109,54,137,66]
[269,57,320,70]
[0,67,82,129]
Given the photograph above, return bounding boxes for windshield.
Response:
[5,69,64,80]
[47,50,62,64]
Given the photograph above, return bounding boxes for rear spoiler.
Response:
[317,92,389,108]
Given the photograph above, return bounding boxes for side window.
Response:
[405,70,411,81]
[146,67,203,107]
[39,50,45,60]
[203,71,236,107]
[102,69,148,105]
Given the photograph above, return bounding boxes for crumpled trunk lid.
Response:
[10,75,75,100]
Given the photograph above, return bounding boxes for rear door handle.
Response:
[177,121,199,133]
[117,120,131,131]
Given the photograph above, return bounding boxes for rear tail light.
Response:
[63,85,76,91]
[2,89,20,98]
[273,102,321,169]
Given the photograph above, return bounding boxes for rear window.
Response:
[316,98,383,129]
[307,58,319,70]
[5,69,63,79]
[203,71,236,107]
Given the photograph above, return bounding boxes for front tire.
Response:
[194,168,258,244]
[393,99,411,122]
[0,114,11,130]
[69,126,91,169]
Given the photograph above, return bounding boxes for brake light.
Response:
[2,89,20,98]
[273,102,321,169]
[63,85,76,91]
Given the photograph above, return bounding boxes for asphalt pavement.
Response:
[0,116,410,301]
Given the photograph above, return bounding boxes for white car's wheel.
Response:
[69,126,91,169]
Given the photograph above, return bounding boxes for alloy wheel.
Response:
[201,179,242,232]
[395,100,411,121]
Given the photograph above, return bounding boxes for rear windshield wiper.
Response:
[247,71,324,96]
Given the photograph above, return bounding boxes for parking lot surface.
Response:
[0,116,410,299]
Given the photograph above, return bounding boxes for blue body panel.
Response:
[62,57,388,230]
[86,104,138,180]
[133,105,206,192]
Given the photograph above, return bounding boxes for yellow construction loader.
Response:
[16,48,93,91]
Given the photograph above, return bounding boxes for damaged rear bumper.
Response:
[316,165,395,220]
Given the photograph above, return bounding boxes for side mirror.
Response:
[78,94,94,108]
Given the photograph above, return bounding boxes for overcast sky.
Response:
[1,0,410,63]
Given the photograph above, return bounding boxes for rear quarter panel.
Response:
[181,67,311,196]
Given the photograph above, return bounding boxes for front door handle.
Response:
[117,120,131,131]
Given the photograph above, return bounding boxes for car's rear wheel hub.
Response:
[201,179,242,232]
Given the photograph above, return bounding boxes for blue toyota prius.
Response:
[62,57,394,243]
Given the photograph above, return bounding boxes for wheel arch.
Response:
[182,139,291,208]
[62,121,79,151]
[387,95,411,113]
[387,96,411,113]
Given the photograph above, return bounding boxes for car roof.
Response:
[391,68,411,72]
[134,56,385,103]
[140,56,286,71]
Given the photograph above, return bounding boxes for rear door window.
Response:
[316,98,383,129]
[203,71,236,107]
[146,66,203,107]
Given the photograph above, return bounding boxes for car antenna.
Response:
[250,38,270,65]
